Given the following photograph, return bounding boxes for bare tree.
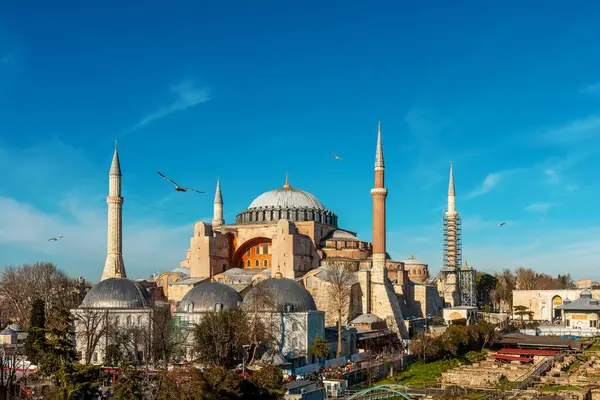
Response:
[73,309,109,364]
[0,345,24,398]
[242,284,280,365]
[322,262,356,358]
[0,262,81,329]
[147,304,186,368]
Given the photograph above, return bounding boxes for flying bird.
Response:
[48,236,64,241]
[498,222,506,227]
[330,151,343,161]
[157,171,204,193]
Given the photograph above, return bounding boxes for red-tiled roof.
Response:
[498,348,557,356]
[492,354,534,363]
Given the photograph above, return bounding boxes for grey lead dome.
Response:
[177,281,242,313]
[244,277,317,312]
[248,187,325,210]
[80,277,152,309]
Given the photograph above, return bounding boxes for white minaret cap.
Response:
[214,177,223,204]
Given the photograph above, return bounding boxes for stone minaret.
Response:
[443,161,461,271]
[101,142,126,280]
[212,177,224,227]
[371,121,387,282]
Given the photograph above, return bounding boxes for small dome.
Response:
[402,254,427,265]
[0,327,16,335]
[248,187,325,210]
[580,289,593,299]
[80,277,152,309]
[8,324,21,332]
[244,277,316,312]
[323,229,361,242]
[178,281,242,313]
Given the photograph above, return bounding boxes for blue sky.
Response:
[1,1,600,281]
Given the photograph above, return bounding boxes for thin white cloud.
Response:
[123,81,210,134]
[524,203,556,213]
[0,194,193,281]
[579,82,600,96]
[538,116,600,145]
[466,172,502,198]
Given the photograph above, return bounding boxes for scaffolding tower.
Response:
[458,266,477,307]
[442,214,462,270]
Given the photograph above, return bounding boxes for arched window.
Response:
[255,260,260,267]
[263,259,268,267]
[247,260,251,267]
[285,304,294,313]
[126,316,132,326]
[292,322,298,331]
[115,316,120,325]
[187,302,194,312]
[137,316,142,325]
[215,303,223,312]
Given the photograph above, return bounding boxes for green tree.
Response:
[24,299,46,365]
[247,365,285,399]
[52,363,105,400]
[438,325,470,358]
[476,273,497,308]
[111,363,148,400]
[41,309,76,377]
[408,333,440,362]
[309,334,329,362]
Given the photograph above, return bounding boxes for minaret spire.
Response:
[212,177,224,227]
[375,121,384,170]
[102,144,126,280]
[447,161,456,215]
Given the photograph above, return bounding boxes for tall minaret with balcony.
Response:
[212,177,224,227]
[367,122,408,338]
[101,142,126,280]
[371,121,388,283]
[439,162,461,306]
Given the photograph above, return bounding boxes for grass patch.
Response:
[539,384,583,392]
[379,359,464,388]
[588,344,600,351]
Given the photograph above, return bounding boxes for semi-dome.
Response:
[243,277,317,312]
[80,277,152,309]
[177,281,242,313]
[236,174,338,227]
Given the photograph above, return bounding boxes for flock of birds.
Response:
[46,155,507,241]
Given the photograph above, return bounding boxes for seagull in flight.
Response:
[498,222,506,227]
[330,151,343,161]
[157,171,204,193]
[48,236,64,242]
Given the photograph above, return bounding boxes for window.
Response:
[566,319,570,326]
[255,260,260,267]
[292,322,298,331]
[215,303,223,312]
[126,316,132,326]
[263,243,269,254]
[247,260,251,267]
[187,302,194,312]
[256,245,261,254]
[137,316,142,325]
[591,320,598,328]
[246,249,251,256]
[115,316,120,325]
[93,352,98,362]
[263,260,268,267]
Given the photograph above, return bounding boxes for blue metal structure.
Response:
[345,384,420,399]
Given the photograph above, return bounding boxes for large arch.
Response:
[552,295,563,320]
[232,237,273,269]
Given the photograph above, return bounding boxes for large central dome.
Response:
[235,174,338,227]
[249,187,324,210]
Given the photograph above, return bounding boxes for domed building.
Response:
[71,145,153,365]
[171,123,445,339]
[242,272,325,368]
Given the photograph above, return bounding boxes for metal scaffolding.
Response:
[442,214,462,270]
[458,266,477,307]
